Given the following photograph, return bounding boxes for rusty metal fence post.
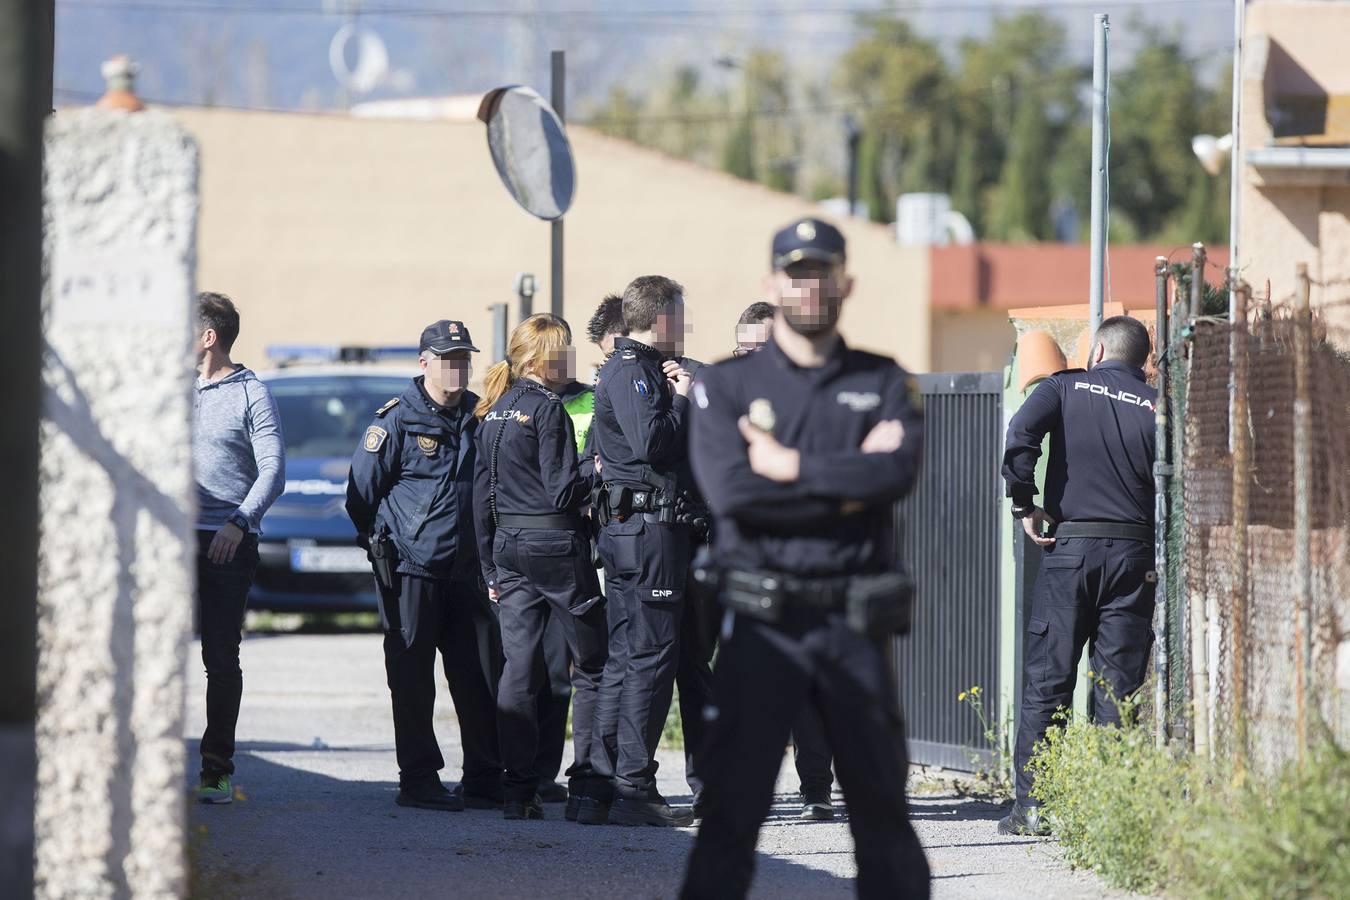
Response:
[1293,263,1313,764]
[1153,256,1171,746]
[1229,276,1251,771]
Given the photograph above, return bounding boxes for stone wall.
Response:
[36,108,198,898]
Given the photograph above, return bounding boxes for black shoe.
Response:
[396,783,465,812]
[800,791,834,821]
[503,796,544,820]
[998,802,1050,836]
[575,796,611,826]
[538,780,568,803]
[451,783,503,810]
[691,790,707,820]
[609,795,695,827]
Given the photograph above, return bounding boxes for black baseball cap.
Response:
[419,320,479,354]
[771,217,847,271]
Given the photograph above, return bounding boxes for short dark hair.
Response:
[586,294,626,345]
[621,275,685,333]
[1096,316,1150,367]
[738,302,775,326]
[198,292,240,352]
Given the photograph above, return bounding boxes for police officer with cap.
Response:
[682,218,931,898]
[346,319,503,812]
[580,275,696,827]
[999,315,1158,836]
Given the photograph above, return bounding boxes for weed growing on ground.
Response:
[957,685,1013,797]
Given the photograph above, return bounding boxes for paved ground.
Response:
[186,632,1129,899]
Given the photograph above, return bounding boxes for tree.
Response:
[722,111,756,181]
[989,85,1053,240]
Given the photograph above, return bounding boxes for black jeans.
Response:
[493,528,608,801]
[380,574,504,793]
[683,608,930,900]
[197,529,259,778]
[1013,536,1156,804]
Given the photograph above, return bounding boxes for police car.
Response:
[250,345,417,613]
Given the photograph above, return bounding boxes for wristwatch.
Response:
[1010,504,1035,520]
[226,511,250,532]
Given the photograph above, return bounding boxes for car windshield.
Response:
[267,375,409,459]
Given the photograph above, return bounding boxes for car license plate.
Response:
[290,545,369,573]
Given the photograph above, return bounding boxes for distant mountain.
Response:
[54,0,1231,112]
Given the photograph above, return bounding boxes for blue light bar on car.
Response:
[265,344,422,365]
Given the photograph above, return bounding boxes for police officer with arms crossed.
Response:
[682,219,931,899]
[580,275,697,827]
[999,315,1158,836]
[472,313,608,821]
[346,320,503,812]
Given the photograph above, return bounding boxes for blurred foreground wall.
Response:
[36,108,198,897]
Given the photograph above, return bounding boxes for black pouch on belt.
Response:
[720,569,785,624]
[370,532,401,599]
[845,569,916,638]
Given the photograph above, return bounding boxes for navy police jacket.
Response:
[689,337,924,578]
[472,380,592,589]
[346,377,481,580]
[591,337,689,491]
[1001,359,1157,527]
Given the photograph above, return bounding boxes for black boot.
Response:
[451,783,504,810]
[609,793,694,827]
[503,795,544,820]
[538,780,568,803]
[998,801,1050,836]
[395,782,465,812]
[575,796,611,826]
[799,790,834,821]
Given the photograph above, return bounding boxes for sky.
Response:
[53,0,1237,113]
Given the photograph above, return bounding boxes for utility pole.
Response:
[551,50,565,318]
[0,0,53,893]
[1088,13,1110,346]
[844,114,861,217]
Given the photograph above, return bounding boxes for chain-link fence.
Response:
[1162,253,1350,772]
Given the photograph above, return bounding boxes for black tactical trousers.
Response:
[533,611,572,785]
[379,574,503,795]
[197,530,259,778]
[493,528,608,801]
[590,515,691,800]
[676,559,718,796]
[683,608,931,900]
[1014,536,1156,804]
[792,699,834,796]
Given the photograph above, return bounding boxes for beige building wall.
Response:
[931,309,1015,373]
[172,108,931,380]
[1242,1,1350,307]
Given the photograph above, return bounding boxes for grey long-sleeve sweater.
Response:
[194,365,286,533]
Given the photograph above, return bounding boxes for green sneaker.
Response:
[197,773,233,805]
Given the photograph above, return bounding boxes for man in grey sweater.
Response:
[193,292,286,803]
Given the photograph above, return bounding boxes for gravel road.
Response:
[186,632,1130,899]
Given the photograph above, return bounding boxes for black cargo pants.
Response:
[682,607,931,900]
[492,527,608,801]
[379,573,503,795]
[590,514,691,801]
[1013,536,1156,804]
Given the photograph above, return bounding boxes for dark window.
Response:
[266,375,408,459]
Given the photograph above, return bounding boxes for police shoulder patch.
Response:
[363,426,388,452]
[375,397,400,418]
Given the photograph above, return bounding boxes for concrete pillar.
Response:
[36,108,199,898]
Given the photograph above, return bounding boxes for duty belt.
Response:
[1053,521,1152,542]
[496,512,587,531]
[710,567,915,638]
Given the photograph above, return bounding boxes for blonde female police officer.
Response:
[472,314,609,821]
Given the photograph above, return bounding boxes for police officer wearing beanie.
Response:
[346,320,503,812]
[681,219,931,899]
[999,315,1158,836]
[473,313,609,821]
[580,275,697,827]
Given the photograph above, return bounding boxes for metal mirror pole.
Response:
[551,50,565,319]
[1088,13,1109,347]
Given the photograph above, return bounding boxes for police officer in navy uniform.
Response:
[682,219,931,899]
[580,275,697,827]
[471,313,609,821]
[999,315,1158,836]
[346,320,503,812]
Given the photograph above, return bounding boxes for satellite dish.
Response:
[329,24,389,95]
[478,86,575,221]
